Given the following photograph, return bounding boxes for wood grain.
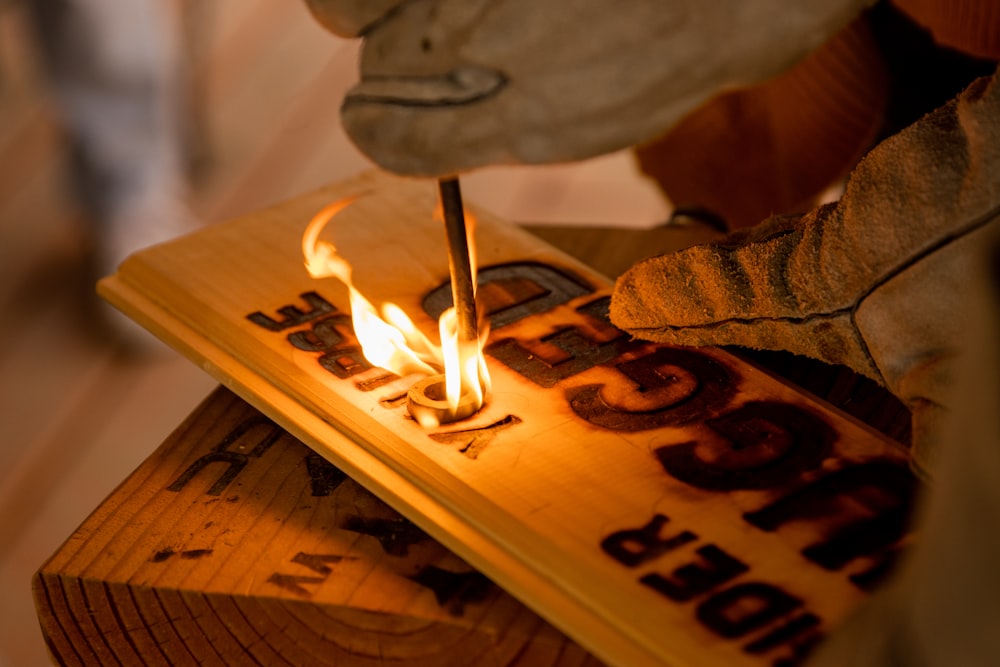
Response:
[34,386,602,667]
[95,170,917,667]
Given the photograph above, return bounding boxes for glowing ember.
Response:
[302,197,491,427]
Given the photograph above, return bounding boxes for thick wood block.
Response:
[96,171,917,667]
[34,386,601,667]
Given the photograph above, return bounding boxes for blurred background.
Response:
[0,2,669,664]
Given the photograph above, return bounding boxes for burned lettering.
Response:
[267,551,353,598]
[601,514,696,567]
[743,612,822,663]
[487,328,631,388]
[641,545,748,602]
[342,516,431,556]
[428,414,522,459]
[266,572,326,598]
[319,348,372,379]
[247,291,336,331]
[570,347,736,431]
[744,460,915,576]
[167,416,282,496]
[654,402,834,491]
[696,582,802,639]
[290,552,352,576]
[287,314,352,351]
[304,453,348,497]
[423,262,593,329]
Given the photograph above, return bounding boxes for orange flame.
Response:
[302,197,491,427]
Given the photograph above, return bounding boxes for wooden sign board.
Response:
[98,171,915,667]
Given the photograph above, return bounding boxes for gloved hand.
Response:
[611,67,1000,479]
[804,205,1000,667]
[304,0,873,176]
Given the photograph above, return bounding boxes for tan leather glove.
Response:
[804,191,1000,667]
[304,0,872,176]
[611,67,1000,479]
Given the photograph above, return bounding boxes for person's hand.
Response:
[611,68,1000,479]
[805,194,1000,667]
[304,0,872,176]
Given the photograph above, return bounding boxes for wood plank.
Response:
[97,170,917,667]
[34,386,603,667]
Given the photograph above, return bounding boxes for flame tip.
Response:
[303,194,490,429]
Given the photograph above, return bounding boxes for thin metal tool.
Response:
[438,177,478,344]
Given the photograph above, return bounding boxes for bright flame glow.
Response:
[302,197,491,427]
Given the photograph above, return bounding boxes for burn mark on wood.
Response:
[151,549,175,563]
[743,613,821,656]
[575,295,630,344]
[167,416,283,496]
[696,582,803,639]
[319,348,372,379]
[569,347,735,430]
[802,506,910,572]
[266,572,326,598]
[764,635,824,667]
[284,313,378,379]
[409,566,495,616]
[602,508,829,664]
[246,291,336,331]
[290,552,352,576]
[576,295,612,322]
[479,276,549,316]
[849,545,906,592]
[488,328,631,388]
[342,516,431,556]
[354,372,398,392]
[601,514,696,567]
[641,545,749,602]
[379,391,409,409]
[423,262,593,329]
[304,453,348,497]
[267,551,354,598]
[149,548,214,562]
[428,414,522,459]
[743,460,915,576]
[654,401,834,491]
[286,314,352,351]
[483,295,626,389]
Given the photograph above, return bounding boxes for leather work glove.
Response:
[611,67,1000,480]
[804,220,1000,665]
[303,0,873,176]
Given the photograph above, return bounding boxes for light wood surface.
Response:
[95,170,917,667]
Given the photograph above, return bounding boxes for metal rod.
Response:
[438,177,478,344]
